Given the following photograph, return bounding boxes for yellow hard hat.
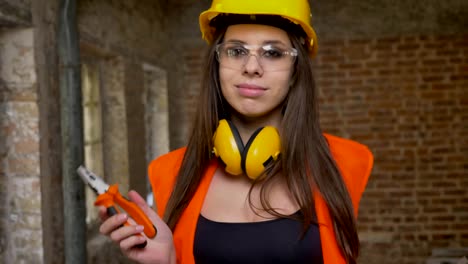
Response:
[199,0,318,57]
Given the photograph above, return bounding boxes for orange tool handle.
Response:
[95,184,157,238]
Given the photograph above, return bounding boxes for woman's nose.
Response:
[243,54,264,76]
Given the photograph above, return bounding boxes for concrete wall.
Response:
[165,0,468,42]
[34,0,172,263]
[313,0,468,38]
[79,1,171,263]
[0,0,31,27]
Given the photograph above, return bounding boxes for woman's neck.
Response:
[230,109,283,144]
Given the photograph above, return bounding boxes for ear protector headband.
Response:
[212,119,281,180]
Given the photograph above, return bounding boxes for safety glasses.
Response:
[215,42,297,71]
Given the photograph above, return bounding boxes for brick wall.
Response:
[315,35,468,264]
[178,34,468,263]
[0,28,41,263]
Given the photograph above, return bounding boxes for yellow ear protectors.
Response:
[212,119,281,180]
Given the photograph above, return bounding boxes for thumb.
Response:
[127,190,171,239]
[127,190,157,217]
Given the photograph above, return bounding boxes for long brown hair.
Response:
[164,19,359,264]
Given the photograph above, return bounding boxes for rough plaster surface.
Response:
[167,0,468,40]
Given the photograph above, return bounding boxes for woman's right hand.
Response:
[98,190,176,264]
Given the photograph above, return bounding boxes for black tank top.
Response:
[194,212,323,264]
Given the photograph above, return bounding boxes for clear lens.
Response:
[216,42,297,71]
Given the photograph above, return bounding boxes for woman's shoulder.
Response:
[148,147,187,216]
[323,133,374,214]
[150,147,187,167]
[324,133,373,163]
[148,147,187,186]
[323,133,373,179]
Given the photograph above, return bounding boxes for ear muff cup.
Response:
[212,119,281,180]
[243,126,281,179]
[212,119,244,175]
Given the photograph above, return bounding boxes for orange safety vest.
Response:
[149,134,374,264]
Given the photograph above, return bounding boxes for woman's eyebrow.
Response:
[263,40,286,45]
[223,39,287,46]
[223,39,247,44]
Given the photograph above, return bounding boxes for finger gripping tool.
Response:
[76,166,157,246]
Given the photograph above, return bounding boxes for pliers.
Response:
[77,165,157,243]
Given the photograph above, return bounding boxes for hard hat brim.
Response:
[199,10,318,57]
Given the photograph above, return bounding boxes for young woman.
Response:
[99,1,374,263]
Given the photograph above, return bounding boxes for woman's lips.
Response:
[236,84,267,97]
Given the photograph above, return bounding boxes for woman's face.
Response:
[218,24,294,121]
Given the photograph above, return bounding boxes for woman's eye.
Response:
[226,47,247,57]
[262,48,284,59]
